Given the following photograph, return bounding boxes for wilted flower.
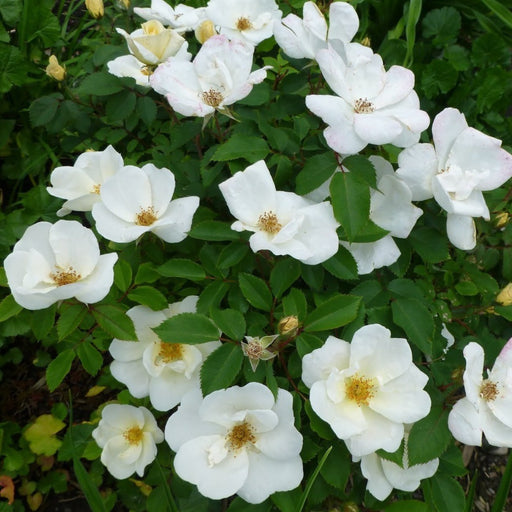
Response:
[241,335,278,371]
[306,48,429,155]
[4,220,117,310]
[273,1,360,60]
[47,145,124,217]
[134,0,205,33]
[355,428,439,501]
[302,324,431,456]
[92,404,164,479]
[165,383,303,503]
[219,160,340,264]
[205,0,281,46]
[396,108,512,250]
[85,0,104,18]
[496,283,512,306]
[150,34,269,117]
[109,296,220,411]
[45,55,66,81]
[448,340,512,447]
[92,163,199,243]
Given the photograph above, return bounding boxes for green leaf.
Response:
[270,258,301,298]
[422,7,461,46]
[217,242,250,269]
[319,443,350,491]
[421,60,458,99]
[282,288,308,320]
[106,91,136,121]
[480,0,512,29]
[77,72,125,96]
[134,262,160,284]
[113,259,132,292]
[23,414,65,456]
[210,308,246,341]
[239,273,273,311]
[0,0,22,25]
[137,95,157,126]
[409,228,449,263]
[0,294,22,322]
[391,298,434,355]
[189,220,240,241]
[385,501,429,512]
[212,135,269,163]
[342,155,377,188]
[330,171,370,242]
[404,0,423,67]
[29,94,61,127]
[46,349,75,392]
[296,333,324,357]
[57,303,88,341]
[0,44,33,92]
[72,457,107,512]
[322,246,358,280]
[92,304,136,340]
[31,304,56,340]
[408,407,451,466]
[430,474,465,512]
[304,294,361,332]
[295,152,337,195]
[200,343,244,395]
[127,286,169,310]
[155,313,220,344]
[76,341,103,377]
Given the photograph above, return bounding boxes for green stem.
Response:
[156,461,179,512]
[490,449,512,512]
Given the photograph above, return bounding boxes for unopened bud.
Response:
[495,212,509,229]
[85,0,104,18]
[195,19,216,44]
[45,55,66,81]
[278,315,299,336]
[497,283,512,306]
[361,36,371,47]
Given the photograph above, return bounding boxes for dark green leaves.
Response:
[212,135,269,163]
[91,304,136,340]
[46,349,75,392]
[304,295,361,332]
[200,343,244,395]
[155,313,219,344]
[157,259,206,280]
[239,273,273,311]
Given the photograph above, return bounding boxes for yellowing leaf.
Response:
[0,475,15,504]
[23,415,66,456]
[85,385,106,398]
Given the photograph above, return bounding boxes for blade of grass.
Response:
[156,460,179,512]
[480,0,512,30]
[403,0,423,67]
[490,449,512,512]
[295,446,332,512]
[464,469,478,512]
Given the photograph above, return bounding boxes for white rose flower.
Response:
[448,340,512,447]
[165,383,303,503]
[396,108,512,250]
[4,220,117,310]
[218,160,340,265]
[150,34,269,117]
[205,0,281,46]
[355,428,439,501]
[92,404,164,479]
[134,0,206,33]
[302,324,431,456]
[273,1,361,60]
[109,296,221,411]
[47,145,124,217]
[306,47,429,155]
[91,163,199,243]
[116,20,186,66]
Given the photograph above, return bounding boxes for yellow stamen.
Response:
[135,207,157,226]
[257,211,282,235]
[345,374,376,406]
[50,268,81,286]
[227,422,255,451]
[157,342,183,363]
[480,379,498,402]
[201,89,223,108]
[92,184,101,194]
[236,17,252,31]
[123,426,144,445]
[353,98,375,114]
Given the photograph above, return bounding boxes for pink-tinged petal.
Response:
[151,196,199,243]
[448,128,512,191]
[341,236,400,275]
[219,160,277,226]
[480,407,512,447]
[360,453,393,501]
[353,113,403,145]
[463,342,485,407]
[346,408,404,456]
[350,325,412,384]
[92,202,149,243]
[446,214,477,251]
[239,452,303,504]
[49,220,99,277]
[110,360,150,398]
[373,66,414,109]
[107,55,152,87]
[301,336,351,387]
[174,436,249,499]
[396,143,438,200]
[432,108,468,169]
[328,1,359,43]
[142,164,175,217]
[448,398,482,445]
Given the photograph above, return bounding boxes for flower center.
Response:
[91,184,101,194]
[227,421,255,451]
[345,374,376,406]
[141,65,155,76]
[123,426,144,446]
[257,211,282,235]
[157,342,183,364]
[135,207,157,226]
[201,89,223,108]
[50,267,81,286]
[480,379,498,401]
[245,340,264,359]
[236,17,252,31]
[353,98,375,114]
